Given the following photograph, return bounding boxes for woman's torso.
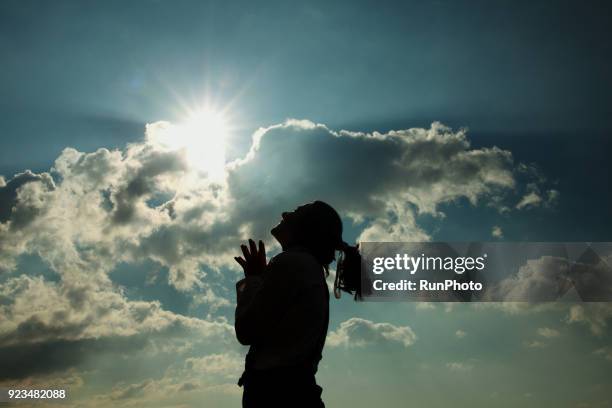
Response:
[246,248,330,373]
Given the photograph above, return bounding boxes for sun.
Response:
[155,108,229,180]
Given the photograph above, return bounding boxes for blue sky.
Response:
[1,1,612,407]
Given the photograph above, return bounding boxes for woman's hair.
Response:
[334,242,362,300]
[293,200,362,300]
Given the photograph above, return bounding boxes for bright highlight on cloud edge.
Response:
[148,107,230,181]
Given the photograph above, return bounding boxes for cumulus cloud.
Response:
[229,120,526,243]
[455,329,467,338]
[0,170,56,236]
[486,256,572,301]
[566,303,612,336]
[0,273,234,380]
[1,119,550,292]
[326,317,416,348]
[515,185,559,210]
[491,225,503,239]
[0,275,232,348]
[0,118,557,383]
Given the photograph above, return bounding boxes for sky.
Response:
[0,1,611,407]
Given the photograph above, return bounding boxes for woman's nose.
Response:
[281,212,288,220]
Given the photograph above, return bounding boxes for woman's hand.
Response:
[234,239,267,277]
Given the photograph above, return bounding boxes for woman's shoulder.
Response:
[269,248,323,281]
[271,247,318,265]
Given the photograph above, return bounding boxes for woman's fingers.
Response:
[248,239,257,258]
[240,244,250,261]
[234,256,247,269]
[258,240,266,265]
[238,239,266,276]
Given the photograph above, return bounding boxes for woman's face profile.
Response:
[271,204,312,248]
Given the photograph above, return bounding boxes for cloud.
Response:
[0,170,56,235]
[1,119,550,293]
[537,327,560,338]
[0,274,234,380]
[472,302,564,315]
[183,353,243,378]
[0,118,558,387]
[446,362,473,372]
[416,302,436,310]
[326,317,416,348]
[491,225,503,239]
[478,302,612,337]
[487,256,572,301]
[524,340,546,348]
[593,347,612,362]
[515,184,559,210]
[566,303,612,336]
[87,352,244,407]
[516,191,542,209]
[455,329,467,338]
[229,120,526,243]
[0,367,85,390]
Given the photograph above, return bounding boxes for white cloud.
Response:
[0,275,234,348]
[184,353,243,378]
[516,186,559,210]
[455,329,467,338]
[0,118,559,381]
[491,225,503,238]
[0,119,550,293]
[516,191,542,209]
[523,340,546,349]
[446,362,473,372]
[566,303,612,336]
[327,317,416,348]
[475,302,612,337]
[546,189,560,206]
[416,302,436,310]
[0,273,235,380]
[487,256,571,301]
[537,327,560,338]
[594,347,612,362]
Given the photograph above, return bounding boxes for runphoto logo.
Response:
[372,253,488,275]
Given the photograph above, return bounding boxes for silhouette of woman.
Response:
[234,200,361,408]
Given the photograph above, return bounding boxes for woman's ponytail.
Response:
[333,242,362,301]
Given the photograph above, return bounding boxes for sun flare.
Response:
[154,108,229,180]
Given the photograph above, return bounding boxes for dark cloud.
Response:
[0,169,55,227]
[111,149,188,224]
[227,120,522,242]
[0,335,147,381]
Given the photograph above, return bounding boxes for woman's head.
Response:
[271,200,362,299]
[271,201,342,266]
